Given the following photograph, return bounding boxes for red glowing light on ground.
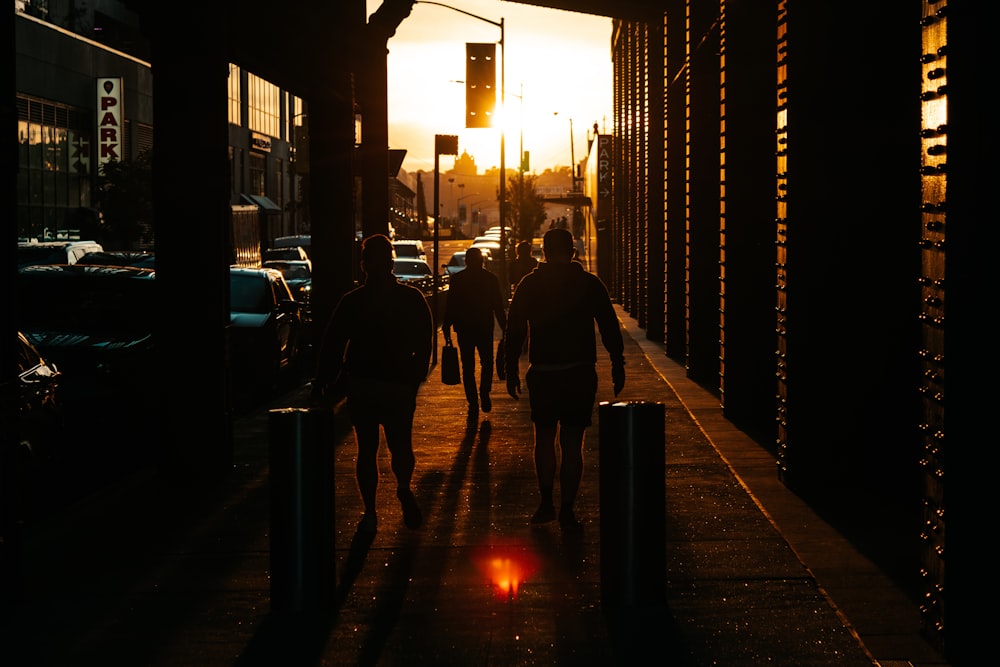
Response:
[474,545,540,601]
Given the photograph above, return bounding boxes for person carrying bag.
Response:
[441,338,460,385]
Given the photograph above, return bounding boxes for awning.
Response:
[241,194,282,212]
[541,193,593,207]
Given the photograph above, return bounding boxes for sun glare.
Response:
[473,543,540,602]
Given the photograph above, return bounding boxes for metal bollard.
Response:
[598,401,666,608]
[268,407,335,612]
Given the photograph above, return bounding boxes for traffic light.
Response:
[466,43,496,128]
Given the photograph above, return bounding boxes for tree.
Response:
[95,150,154,250]
[503,171,546,243]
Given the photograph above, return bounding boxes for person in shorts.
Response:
[504,228,626,531]
[312,234,433,534]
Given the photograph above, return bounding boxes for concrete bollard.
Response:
[268,407,335,612]
[598,400,666,609]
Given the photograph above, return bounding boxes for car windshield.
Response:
[230,273,274,313]
[394,260,430,276]
[394,243,423,257]
[265,262,310,281]
[17,270,156,335]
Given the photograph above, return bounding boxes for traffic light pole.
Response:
[415,2,508,297]
[433,133,459,363]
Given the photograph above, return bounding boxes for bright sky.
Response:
[368,0,614,175]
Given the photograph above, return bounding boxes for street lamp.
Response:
[415,1,508,296]
[553,112,578,191]
[448,177,455,221]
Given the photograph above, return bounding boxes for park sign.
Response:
[96,77,123,168]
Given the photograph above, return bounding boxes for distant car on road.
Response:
[272,234,312,259]
[443,251,467,276]
[263,246,311,267]
[392,239,427,261]
[393,258,446,295]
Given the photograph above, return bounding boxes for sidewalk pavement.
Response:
[2,305,947,666]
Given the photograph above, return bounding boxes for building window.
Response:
[289,95,303,143]
[249,152,266,197]
[228,64,242,126]
[16,95,91,241]
[247,71,280,139]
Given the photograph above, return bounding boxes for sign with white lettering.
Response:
[597,134,613,203]
[251,131,272,152]
[96,77,123,168]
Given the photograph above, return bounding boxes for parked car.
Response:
[77,250,155,268]
[17,240,103,268]
[229,266,305,398]
[15,264,159,460]
[443,250,467,276]
[470,239,502,259]
[262,246,311,267]
[272,234,312,259]
[8,331,65,465]
[392,239,426,261]
[263,259,313,317]
[393,258,433,282]
[393,257,446,295]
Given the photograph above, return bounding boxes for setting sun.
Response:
[370,0,612,175]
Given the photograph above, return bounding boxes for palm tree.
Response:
[504,171,546,243]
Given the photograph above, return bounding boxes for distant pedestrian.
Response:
[443,246,507,414]
[312,233,433,534]
[504,228,626,532]
[508,240,538,292]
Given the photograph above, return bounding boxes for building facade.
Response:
[607,3,990,662]
[15,8,305,250]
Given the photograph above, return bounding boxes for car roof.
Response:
[231,265,283,277]
[273,235,310,245]
[17,240,102,248]
[264,259,310,267]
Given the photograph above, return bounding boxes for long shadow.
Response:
[234,529,379,667]
[355,539,419,666]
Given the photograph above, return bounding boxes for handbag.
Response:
[441,340,461,385]
[495,336,506,380]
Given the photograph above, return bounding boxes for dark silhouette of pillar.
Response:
[149,5,233,480]
[357,0,415,240]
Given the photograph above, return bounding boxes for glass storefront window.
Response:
[17,96,91,241]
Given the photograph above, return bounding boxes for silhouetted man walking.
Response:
[312,234,432,534]
[443,246,507,413]
[504,228,625,531]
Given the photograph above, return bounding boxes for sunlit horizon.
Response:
[369,0,613,175]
